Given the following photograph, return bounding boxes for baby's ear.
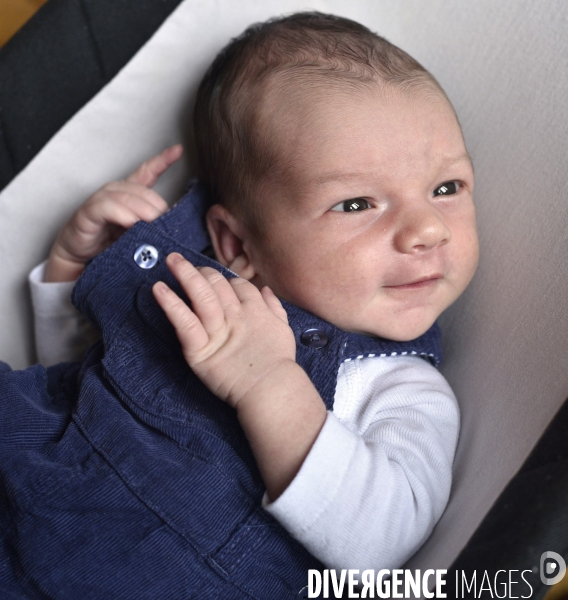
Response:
[205,204,257,281]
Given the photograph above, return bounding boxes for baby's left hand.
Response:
[152,253,296,409]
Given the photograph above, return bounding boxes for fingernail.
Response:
[154,282,169,294]
[169,252,184,263]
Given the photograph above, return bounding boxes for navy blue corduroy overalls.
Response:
[0,183,441,599]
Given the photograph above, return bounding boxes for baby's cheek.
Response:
[264,231,369,309]
[454,227,479,285]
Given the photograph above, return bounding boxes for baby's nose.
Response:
[393,203,451,253]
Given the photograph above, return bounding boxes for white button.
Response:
[134,244,159,269]
[300,328,328,350]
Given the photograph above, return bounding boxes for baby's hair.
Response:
[194,12,445,229]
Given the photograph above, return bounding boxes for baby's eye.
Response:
[433,181,460,197]
[330,198,371,212]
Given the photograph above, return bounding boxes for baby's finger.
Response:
[227,277,265,306]
[260,286,289,324]
[126,144,183,188]
[166,253,226,335]
[83,193,162,230]
[106,181,169,214]
[152,282,210,355]
[196,267,241,313]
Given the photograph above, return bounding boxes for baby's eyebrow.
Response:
[440,152,474,173]
[312,154,474,187]
[312,171,370,185]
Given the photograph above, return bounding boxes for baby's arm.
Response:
[29,263,98,365]
[265,356,459,570]
[152,254,327,500]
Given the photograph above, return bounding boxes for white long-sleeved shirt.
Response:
[29,261,459,571]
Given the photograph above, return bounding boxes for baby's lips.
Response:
[383,273,443,288]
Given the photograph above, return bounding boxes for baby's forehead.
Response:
[258,68,447,124]
[254,73,376,144]
[256,75,452,156]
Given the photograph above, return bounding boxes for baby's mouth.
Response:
[383,274,443,290]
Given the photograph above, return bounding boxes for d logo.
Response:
[540,551,567,586]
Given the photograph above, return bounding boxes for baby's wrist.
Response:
[233,359,325,430]
[44,249,85,283]
[233,359,327,500]
[232,358,299,412]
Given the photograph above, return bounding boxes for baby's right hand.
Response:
[44,145,183,282]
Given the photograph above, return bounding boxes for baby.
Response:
[4,11,478,599]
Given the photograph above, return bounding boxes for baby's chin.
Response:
[353,322,437,342]
[326,310,441,342]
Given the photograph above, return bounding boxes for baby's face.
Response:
[243,84,478,341]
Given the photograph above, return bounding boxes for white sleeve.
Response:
[264,355,459,571]
[29,261,99,366]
